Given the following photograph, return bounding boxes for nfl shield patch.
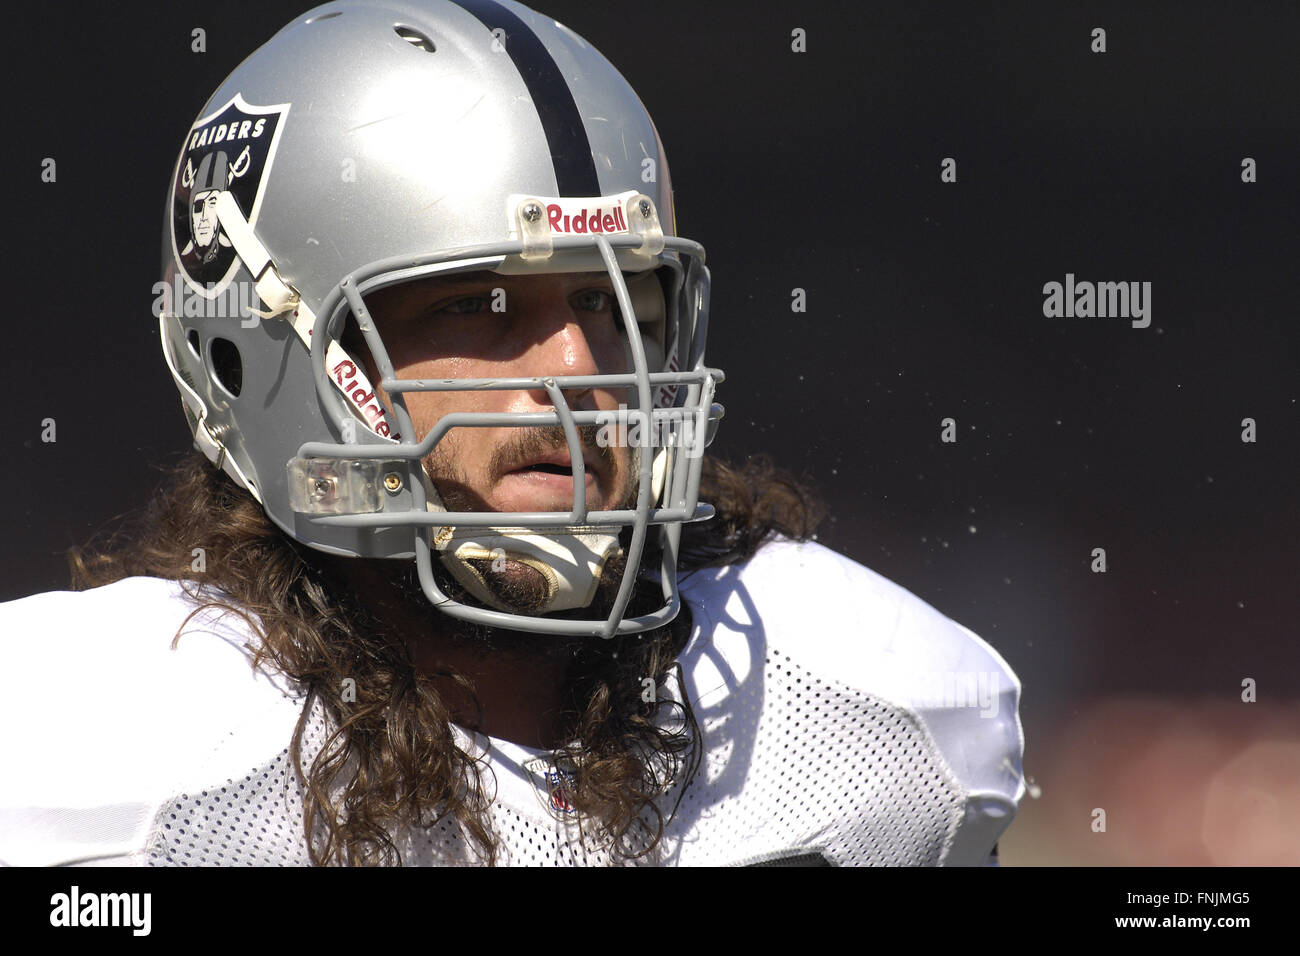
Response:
[523,756,579,816]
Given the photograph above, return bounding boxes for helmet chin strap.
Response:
[421,447,671,616]
[436,526,623,614]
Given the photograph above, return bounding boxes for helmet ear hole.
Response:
[186,329,201,357]
[209,337,244,397]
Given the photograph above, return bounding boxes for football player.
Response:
[0,0,1024,866]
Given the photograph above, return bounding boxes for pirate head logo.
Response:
[187,151,232,266]
[170,94,289,296]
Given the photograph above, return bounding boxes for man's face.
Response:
[364,270,641,519]
[191,190,220,247]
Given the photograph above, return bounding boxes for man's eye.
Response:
[438,296,489,315]
[572,290,613,312]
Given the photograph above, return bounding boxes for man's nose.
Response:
[521,315,605,412]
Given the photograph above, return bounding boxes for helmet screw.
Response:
[314,478,333,495]
[638,199,652,218]
[522,202,542,223]
[383,473,402,493]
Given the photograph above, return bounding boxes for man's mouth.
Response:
[495,448,606,515]
[506,449,600,480]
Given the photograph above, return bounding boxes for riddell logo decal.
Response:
[510,191,641,238]
[332,359,398,440]
[547,202,627,235]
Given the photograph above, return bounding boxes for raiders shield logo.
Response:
[170,94,290,297]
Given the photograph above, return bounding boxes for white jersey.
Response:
[0,538,1024,866]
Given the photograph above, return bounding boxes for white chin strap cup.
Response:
[436,529,623,614]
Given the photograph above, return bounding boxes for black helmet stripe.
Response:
[448,0,601,197]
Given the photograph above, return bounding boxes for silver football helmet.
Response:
[157,0,724,637]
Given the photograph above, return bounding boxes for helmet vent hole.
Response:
[186,329,201,357]
[394,26,436,52]
[304,11,342,23]
[210,337,243,397]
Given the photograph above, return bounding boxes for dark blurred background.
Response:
[4,0,1297,863]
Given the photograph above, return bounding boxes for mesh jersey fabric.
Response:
[0,537,1025,866]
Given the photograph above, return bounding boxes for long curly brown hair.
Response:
[69,450,823,865]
